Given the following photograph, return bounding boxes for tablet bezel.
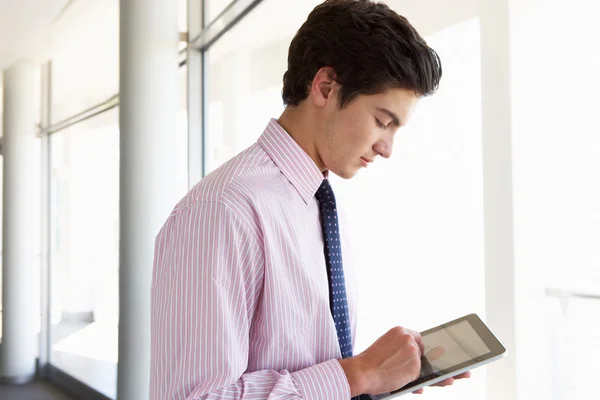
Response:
[387,313,505,396]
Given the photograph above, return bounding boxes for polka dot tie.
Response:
[315,179,353,360]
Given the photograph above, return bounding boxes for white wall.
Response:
[511,0,600,398]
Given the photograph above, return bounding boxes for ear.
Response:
[309,66,339,108]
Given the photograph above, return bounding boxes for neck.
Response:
[277,105,327,173]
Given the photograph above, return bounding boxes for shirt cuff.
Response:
[292,359,351,399]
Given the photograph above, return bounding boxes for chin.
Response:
[331,168,358,180]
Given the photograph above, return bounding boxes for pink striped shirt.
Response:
[150,119,359,399]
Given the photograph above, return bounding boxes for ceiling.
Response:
[0,0,69,71]
[0,0,191,75]
[208,0,481,62]
[0,0,559,74]
[1,0,482,73]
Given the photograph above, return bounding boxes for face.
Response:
[315,84,420,179]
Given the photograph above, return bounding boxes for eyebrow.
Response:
[376,107,401,127]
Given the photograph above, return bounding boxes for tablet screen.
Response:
[421,320,491,374]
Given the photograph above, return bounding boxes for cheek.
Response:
[334,131,368,165]
[348,123,377,151]
[328,116,373,161]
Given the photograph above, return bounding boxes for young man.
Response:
[150,0,470,398]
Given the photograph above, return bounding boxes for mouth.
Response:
[360,157,372,167]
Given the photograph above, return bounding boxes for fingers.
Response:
[412,388,424,394]
[425,346,445,361]
[432,378,454,387]
[431,371,472,388]
[406,329,425,356]
[454,371,471,379]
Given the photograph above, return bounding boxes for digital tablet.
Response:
[372,313,506,399]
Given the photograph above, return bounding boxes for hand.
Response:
[339,327,424,397]
[411,346,472,395]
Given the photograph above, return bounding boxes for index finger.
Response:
[425,346,445,362]
[406,329,425,356]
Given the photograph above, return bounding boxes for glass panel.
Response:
[178,64,189,191]
[51,0,119,123]
[205,0,233,26]
[205,0,323,172]
[50,108,119,399]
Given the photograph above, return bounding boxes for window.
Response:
[205,0,233,25]
[205,0,322,172]
[50,108,119,399]
[51,0,119,123]
[47,47,187,400]
[178,64,189,193]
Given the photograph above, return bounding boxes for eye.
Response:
[375,118,386,129]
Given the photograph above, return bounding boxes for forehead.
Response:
[369,88,419,106]
[355,88,419,118]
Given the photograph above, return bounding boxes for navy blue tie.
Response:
[316,180,371,400]
[315,179,353,359]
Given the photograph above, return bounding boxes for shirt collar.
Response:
[258,118,325,204]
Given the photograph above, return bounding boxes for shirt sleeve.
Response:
[150,200,352,400]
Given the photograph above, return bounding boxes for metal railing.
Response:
[546,286,600,400]
[545,287,600,301]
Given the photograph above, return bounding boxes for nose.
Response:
[373,137,393,159]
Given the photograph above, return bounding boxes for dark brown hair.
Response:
[282,0,442,108]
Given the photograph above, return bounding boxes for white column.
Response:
[480,0,518,399]
[0,61,37,385]
[118,0,179,398]
[38,61,52,373]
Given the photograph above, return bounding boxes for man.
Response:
[150,0,470,398]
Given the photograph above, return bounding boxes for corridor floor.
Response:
[0,380,75,400]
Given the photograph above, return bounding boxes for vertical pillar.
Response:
[38,61,52,375]
[0,61,37,385]
[118,0,179,398]
[480,0,518,399]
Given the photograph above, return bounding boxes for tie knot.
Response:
[315,179,336,206]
